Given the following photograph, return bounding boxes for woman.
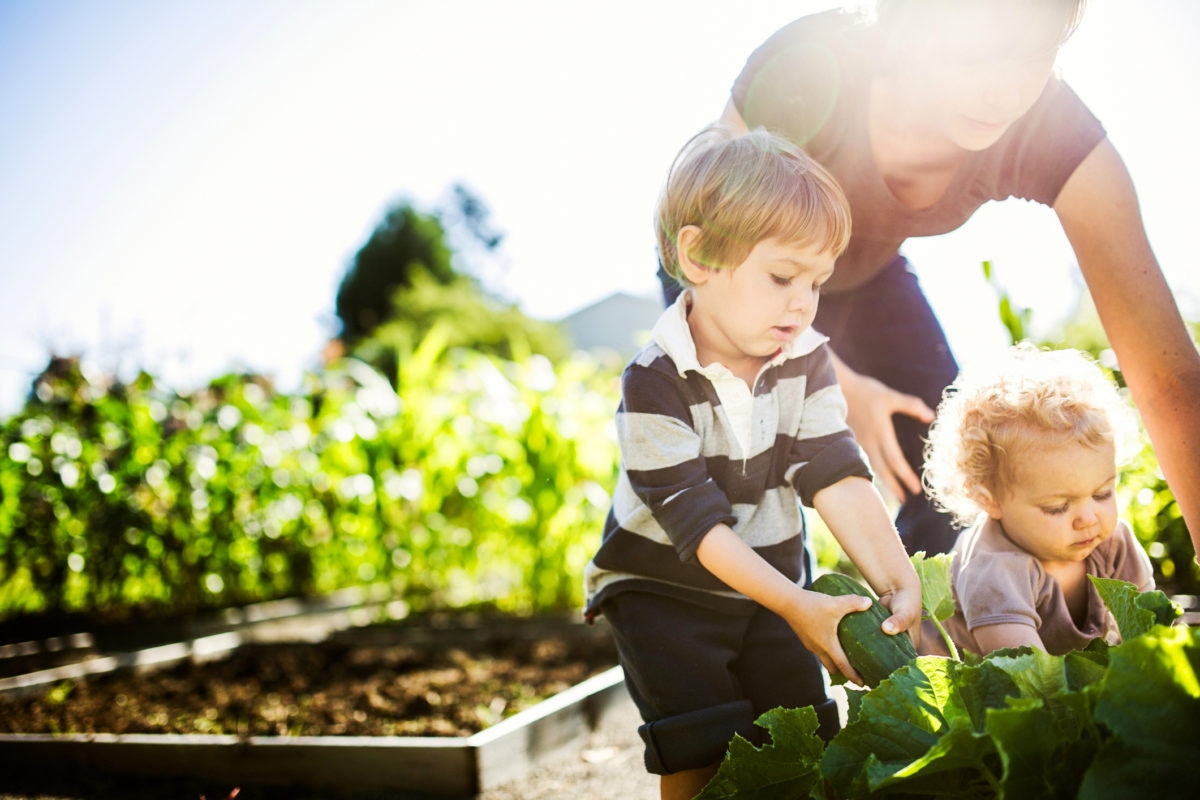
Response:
[661,0,1200,558]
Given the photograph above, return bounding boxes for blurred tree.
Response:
[354,274,568,390]
[332,184,569,386]
[335,203,454,345]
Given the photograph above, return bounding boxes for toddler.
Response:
[923,343,1155,656]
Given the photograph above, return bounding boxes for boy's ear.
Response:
[676,225,712,286]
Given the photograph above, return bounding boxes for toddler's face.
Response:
[987,439,1118,566]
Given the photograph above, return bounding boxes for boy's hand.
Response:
[780,589,874,686]
[876,586,924,649]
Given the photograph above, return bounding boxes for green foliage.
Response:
[335,202,456,344]
[700,706,825,799]
[335,188,569,388]
[0,347,619,621]
[1118,444,1200,594]
[1090,575,1182,639]
[699,562,1195,799]
[981,260,1031,345]
[352,274,570,388]
[1080,625,1200,799]
[912,551,960,660]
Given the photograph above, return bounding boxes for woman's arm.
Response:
[694,523,873,684]
[1055,139,1200,560]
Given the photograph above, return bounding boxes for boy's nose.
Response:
[789,285,815,312]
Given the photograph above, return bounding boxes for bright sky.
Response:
[2,1,1198,416]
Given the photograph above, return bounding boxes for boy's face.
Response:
[685,236,836,372]
[985,438,1119,567]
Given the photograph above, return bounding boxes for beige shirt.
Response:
[943,517,1154,656]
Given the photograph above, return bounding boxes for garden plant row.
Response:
[0,343,619,623]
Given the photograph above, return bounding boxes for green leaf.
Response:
[1078,625,1200,799]
[912,551,961,661]
[820,657,1019,797]
[988,690,1101,800]
[696,706,824,800]
[1062,641,1110,692]
[911,551,955,622]
[983,648,1070,700]
[1088,576,1181,641]
[843,686,866,726]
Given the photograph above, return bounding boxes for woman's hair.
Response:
[655,124,851,285]
[873,0,1087,44]
[922,343,1142,526]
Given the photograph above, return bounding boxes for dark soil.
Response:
[0,613,618,739]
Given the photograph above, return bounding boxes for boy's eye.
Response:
[771,274,792,287]
[1094,489,1114,502]
[1041,503,1069,516]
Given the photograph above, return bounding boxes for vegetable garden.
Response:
[1,253,1197,797]
[0,338,620,627]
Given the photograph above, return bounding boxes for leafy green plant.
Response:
[697,559,1191,799]
[0,346,619,621]
[912,551,959,660]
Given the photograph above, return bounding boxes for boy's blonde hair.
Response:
[656,125,851,284]
[923,343,1142,526]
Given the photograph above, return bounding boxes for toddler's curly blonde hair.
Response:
[922,343,1142,527]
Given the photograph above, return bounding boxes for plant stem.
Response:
[930,614,960,661]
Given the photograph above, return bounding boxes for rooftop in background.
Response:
[559,292,662,361]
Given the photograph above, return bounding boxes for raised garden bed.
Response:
[0,598,627,799]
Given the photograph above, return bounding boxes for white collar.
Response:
[651,289,828,379]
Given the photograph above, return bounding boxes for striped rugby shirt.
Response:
[584,292,871,618]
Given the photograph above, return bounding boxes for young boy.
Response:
[584,125,922,800]
[922,343,1156,657]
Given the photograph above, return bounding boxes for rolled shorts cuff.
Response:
[638,699,755,775]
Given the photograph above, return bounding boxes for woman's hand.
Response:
[834,358,934,503]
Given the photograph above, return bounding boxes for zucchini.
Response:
[812,571,917,688]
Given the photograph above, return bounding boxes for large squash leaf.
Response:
[1089,576,1181,640]
[820,657,1019,797]
[696,705,824,799]
[1079,625,1200,799]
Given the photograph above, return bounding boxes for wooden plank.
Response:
[0,666,633,798]
[0,732,479,796]
[472,666,628,789]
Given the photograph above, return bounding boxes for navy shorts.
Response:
[659,254,961,555]
[601,591,840,775]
